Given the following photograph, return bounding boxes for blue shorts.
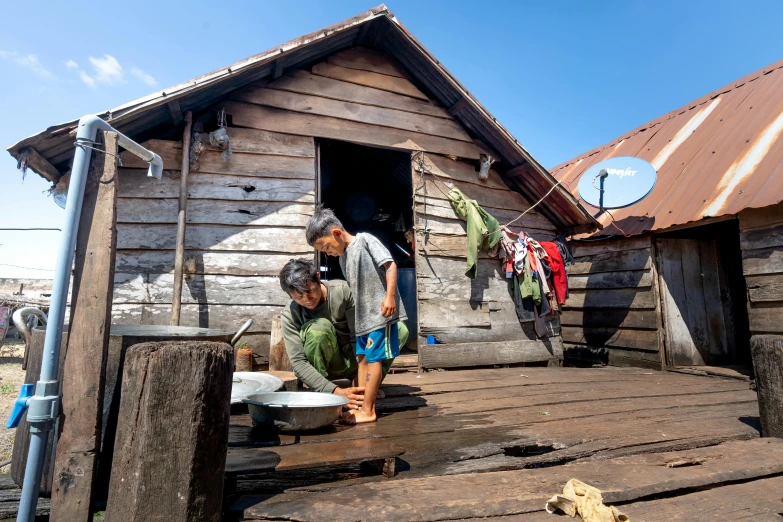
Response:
[356,323,400,364]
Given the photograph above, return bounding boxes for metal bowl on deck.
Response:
[243,392,348,431]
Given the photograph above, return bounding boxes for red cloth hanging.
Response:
[540,241,568,306]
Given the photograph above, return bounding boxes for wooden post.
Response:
[170,111,193,325]
[50,131,119,522]
[105,341,233,522]
[269,316,294,372]
[750,335,783,438]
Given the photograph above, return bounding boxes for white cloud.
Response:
[64,60,78,69]
[131,67,157,87]
[0,50,54,79]
[79,70,96,87]
[86,54,124,85]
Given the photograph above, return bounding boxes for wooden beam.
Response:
[17,147,61,183]
[353,20,372,46]
[750,335,783,437]
[273,59,285,80]
[167,100,184,126]
[50,131,119,522]
[170,111,193,326]
[419,339,562,369]
[448,97,469,116]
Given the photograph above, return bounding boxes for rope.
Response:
[74,138,123,166]
[412,151,571,241]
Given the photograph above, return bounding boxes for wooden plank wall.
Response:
[114,130,316,362]
[561,235,664,369]
[738,201,783,337]
[412,151,563,359]
[109,47,565,363]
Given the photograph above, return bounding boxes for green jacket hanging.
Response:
[519,254,542,306]
[447,187,502,279]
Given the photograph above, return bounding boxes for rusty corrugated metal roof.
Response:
[551,58,783,237]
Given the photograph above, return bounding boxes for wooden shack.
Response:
[6,5,597,368]
[552,58,783,371]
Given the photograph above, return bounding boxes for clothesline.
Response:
[411,151,566,235]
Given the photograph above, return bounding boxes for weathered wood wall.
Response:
[739,201,783,338]
[110,47,565,362]
[561,235,663,369]
[114,130,315,362]
[412,151,562,359]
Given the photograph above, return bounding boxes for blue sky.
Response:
[2,0,782,278]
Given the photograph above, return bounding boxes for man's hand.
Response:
[381,294,396,317]
[333,386,365,410]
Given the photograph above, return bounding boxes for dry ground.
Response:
[0,342,26,471]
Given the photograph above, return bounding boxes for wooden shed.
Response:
[6,5,597,367]
[551,58,783,372]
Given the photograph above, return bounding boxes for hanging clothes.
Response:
[518,254,541,306]
[540,241,568,306]
[447,187,502,279]
[554,235,574,268]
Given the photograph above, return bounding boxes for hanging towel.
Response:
[447,187,502,279]
[540,241,568,306]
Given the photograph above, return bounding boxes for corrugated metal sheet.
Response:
[551,58,783,237]
[5,5,598,233]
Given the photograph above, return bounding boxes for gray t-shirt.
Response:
[339,233,407,336]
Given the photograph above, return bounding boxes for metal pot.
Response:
[243,392,348,432]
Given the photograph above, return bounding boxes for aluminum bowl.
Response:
[242,392,349,432]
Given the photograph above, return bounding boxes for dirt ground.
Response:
[0,342,26,472]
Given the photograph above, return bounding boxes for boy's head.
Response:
[306,206,348,257]
[279,258,323,309]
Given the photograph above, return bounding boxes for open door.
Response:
[656,238,731,366]
[316,139,418,350]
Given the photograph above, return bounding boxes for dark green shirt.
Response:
[280,280,355,393]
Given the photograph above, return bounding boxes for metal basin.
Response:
[243,392,348,432]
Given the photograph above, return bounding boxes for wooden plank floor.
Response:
[229,366,767,521]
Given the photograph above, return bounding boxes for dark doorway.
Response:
[655,219,751,368]
[317,139,418,346]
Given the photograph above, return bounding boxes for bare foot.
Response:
[376,388,385,399]
[339,409,377,424]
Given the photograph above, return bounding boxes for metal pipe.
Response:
[593,169,609,219]
[11,308,47,370]
[170,111,193,326]
[15,115,162,522]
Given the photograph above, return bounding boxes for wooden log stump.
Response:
[264,370,299,391]
[105,341,233,522]
[750,335,783,438]
[269,316,294,372]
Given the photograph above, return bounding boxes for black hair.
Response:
[305,205,344,246]
[279,258,319,296]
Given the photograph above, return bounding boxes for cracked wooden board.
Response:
[241,439,783,521]
[475,474,783,521]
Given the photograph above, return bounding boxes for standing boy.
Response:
[306,207,406,423]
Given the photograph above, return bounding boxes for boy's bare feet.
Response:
[339,409,377,424]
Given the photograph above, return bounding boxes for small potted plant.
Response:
[234,341,254,372]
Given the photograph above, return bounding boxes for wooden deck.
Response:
[227,366,775,521]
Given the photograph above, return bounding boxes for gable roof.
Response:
[551,57,783,237]
[6,5,597,233]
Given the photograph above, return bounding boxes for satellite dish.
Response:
[577,156,657,210]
